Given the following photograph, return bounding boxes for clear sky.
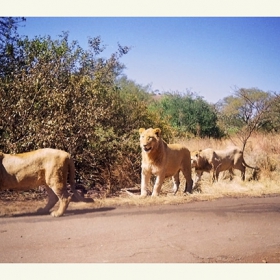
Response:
[17,17,280,103]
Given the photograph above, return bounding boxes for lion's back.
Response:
[0,148,71,191]
[163,144,191,174]
[167,143,190,160]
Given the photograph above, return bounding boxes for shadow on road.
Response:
[66,207,116,216]
[6,206,116,218]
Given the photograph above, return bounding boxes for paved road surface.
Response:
[1,195,280,263]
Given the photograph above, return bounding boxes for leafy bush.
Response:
[149,92,223,138]
[0,31,169,194]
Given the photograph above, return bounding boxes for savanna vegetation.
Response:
[1,18,280,212]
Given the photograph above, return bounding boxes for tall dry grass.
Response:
[174,132,280,198]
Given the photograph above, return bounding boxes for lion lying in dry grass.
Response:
[139,128,193,196]
[0,148,93,217]
[191,146,259,186]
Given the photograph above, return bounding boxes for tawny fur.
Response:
[139,128,193,196]
[191,146,258,186]
[0,148,93,217]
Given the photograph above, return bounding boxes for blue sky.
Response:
[17,17,280,103]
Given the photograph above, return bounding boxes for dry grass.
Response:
[1,132,280,217]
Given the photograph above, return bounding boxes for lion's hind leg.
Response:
[49,184,72,217]
[183,177,193,194]
[235,165,245,181]
[181,168,193,194]
[37,186,59,215]
[172,172,180,195]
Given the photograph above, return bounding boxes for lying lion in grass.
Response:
[0,148,93,217]
[139,128,193,196]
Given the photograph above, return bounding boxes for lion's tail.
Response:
[242,159,259,170]
[242,159,260,181]
[68,157,93,203]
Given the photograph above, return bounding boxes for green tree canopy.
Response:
[149,92,223,138]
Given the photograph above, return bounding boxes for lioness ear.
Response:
[154,128,161,137]
[139,128,145,135]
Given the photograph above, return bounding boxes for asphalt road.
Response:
[1,195,280,263]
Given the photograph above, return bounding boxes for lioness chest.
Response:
[142,162,180,177]
[142,145,186,177]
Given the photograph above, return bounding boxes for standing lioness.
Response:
[0,148,93,217]
[139,128,193,196]
[191,146,259,185]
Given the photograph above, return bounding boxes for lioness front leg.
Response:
[213,163,222,182]
[140,170,151,197]
[194,171,202,187]
[152,174,165,196]
[213,167,221,182]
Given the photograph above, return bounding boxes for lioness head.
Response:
[191,150,201,168]
[139,127,161,153]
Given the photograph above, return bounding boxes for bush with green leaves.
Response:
[149,92,223,138]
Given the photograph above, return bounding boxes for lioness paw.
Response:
[50,210,64,217]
